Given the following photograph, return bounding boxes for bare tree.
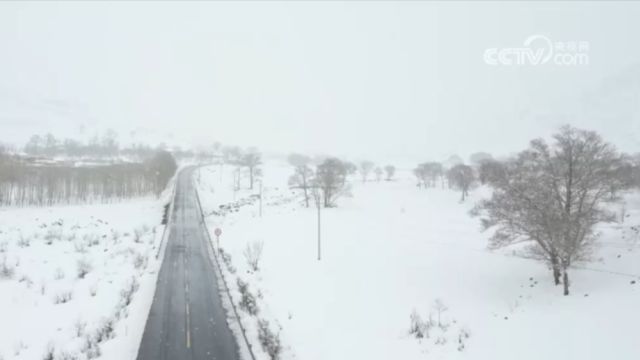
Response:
[146,150,178,196]
[0,150,176,206]
[288,153,313,207]
[24,134,43,155]
[359,161,375,183]
[469,152,493,167]
[473,126,623,295]
[222,146,242,165]
[315,158,348,207]
[447,164,475,201]
[374,167,383,182]
[343,161,358,177]
[432,298,449,328]
[634,153,640,188]
[414,162,443,188]
[384,165,396,181]
[478,159,505,185]
[240,149,262,190]
[413,165,427,188]
[244,241,264,271]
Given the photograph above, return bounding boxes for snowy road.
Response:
[137,167,240,360]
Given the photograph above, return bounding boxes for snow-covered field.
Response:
[196,162,640,360]
[0,192,170,360]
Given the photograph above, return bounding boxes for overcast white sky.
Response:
[1,1,639,163]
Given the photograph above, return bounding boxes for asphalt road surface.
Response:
[137,167,240,360]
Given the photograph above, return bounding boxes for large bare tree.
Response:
[315,158,348,207]
[474,126,623,295]
[447,164,475,201]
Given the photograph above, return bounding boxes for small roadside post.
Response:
[214,227,222,250]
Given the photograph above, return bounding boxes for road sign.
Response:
[214,228,222,237]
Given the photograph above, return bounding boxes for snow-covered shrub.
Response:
[237,278,259,315]
[435,336,448,346]
[43,343,55,360]
[73,241,87,254]
[120,277,140,306]
[74,319,87,337]
[257,319,282,360]
[111,230,120,244]
[17,234,30,248]
[44,228,62,245]
[0,256,15,279]
[133,226,149,243]
[54,268,65,280]
[13,341,26,357]
[243,241,264,272]
[56,351,80,360]
[133,253,147,270]
[62,230,76,242]
[53,291,73,304]
[18,274,33,286]
[410,302,470,352]
[219,248,237,274]
[457,328,471,352]
[0,241,7,253]
[83,234,100,247]
[82,338,101,359]
[77,258,92,279]
[94,318,115,343]
[89,284,98,297]
[81,335,101,359]
[409,310,430,339]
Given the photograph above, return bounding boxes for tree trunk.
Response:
[249,167,254,189]
[551,255,561,285]
[303,188,309,208]
[563,269,570,296]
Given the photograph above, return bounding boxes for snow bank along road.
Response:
[137,167,240,360]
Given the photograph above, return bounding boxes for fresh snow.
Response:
[196,162,640,360]
[0,193,170,360]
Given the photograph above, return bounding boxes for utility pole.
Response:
[317,199,321,261]
[312,186,322,261]
[295,185,323,261]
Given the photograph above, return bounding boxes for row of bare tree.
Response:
[414,162,476,201]
[288,155,396,208]
[0,150,176,207]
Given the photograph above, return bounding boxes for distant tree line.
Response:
[0,150,176,207]
[22,131,181,162]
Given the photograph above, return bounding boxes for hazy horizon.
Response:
[1,1,640,164]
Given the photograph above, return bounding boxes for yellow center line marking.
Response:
[186,302,191,348]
